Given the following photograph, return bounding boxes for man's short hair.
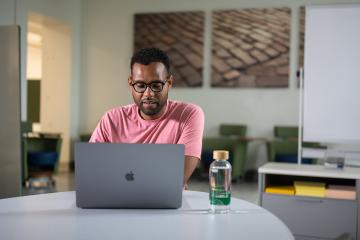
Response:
[130,47,170,74]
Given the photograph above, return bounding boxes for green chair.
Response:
[21,121,63,188]
[23,134,62,187]
[79,133,92,142]
[220,124,247,137]
[201,124,248,180]
[21,121,33,183]
[274,126,298,139]
[21,121,33,134]
[267,126,321,164]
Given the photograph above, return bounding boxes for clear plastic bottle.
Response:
[209,150,232,214]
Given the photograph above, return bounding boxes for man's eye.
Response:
[135,83,146,88]
[151,83,162,90]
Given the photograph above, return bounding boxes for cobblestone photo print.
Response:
[134,11,205,87]
[211,8,291,88]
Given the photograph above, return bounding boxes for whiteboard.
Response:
[303,4,360,143]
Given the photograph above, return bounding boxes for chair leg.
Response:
[26,176,56,189]
[232,176,242,184]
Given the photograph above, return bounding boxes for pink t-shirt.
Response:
[89,100,205,159]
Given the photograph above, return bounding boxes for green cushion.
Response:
[267,139,322,163]
[202,136,248,179]
[80,134,92,142]
[274,126,298,138]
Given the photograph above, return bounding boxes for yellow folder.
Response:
[265,185,295,195]
[294,181,325,197]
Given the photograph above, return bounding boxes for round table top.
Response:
[0,191,293,240]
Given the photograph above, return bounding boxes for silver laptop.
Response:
[75,143,184,209]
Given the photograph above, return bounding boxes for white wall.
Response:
[80,0,360,168]
[40,18,71,167]
[0,0,15,25]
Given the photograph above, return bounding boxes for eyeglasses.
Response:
[131,79,168,93]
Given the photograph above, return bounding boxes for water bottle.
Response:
[209,150,232,213]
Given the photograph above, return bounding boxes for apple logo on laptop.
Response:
[125,171,135,181]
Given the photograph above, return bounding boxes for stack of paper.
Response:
[265,186,295,195]
[325,185,356,200]
[294,181,326,197]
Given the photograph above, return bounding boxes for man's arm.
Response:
[177,104,204,188]
[89,112,112,143]
[183,155,200,188]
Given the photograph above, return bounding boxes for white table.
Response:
[0,191,294,240]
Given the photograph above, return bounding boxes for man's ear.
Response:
[167,74,174,89]
[128,75,133,89]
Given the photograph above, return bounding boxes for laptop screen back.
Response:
[75,143,184,209]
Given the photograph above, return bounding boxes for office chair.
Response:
[267,126,320,164]
[24,133,62,188]
[201,124,248,181]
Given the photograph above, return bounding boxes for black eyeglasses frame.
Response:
[131,78,168,93]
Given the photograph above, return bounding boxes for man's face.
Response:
[128,62,173,120]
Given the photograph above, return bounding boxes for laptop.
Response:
[75,143,184,209]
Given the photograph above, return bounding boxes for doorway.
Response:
[26,12,71,171]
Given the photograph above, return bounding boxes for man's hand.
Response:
[183,156,200,188]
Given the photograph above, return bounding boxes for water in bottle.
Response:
[209,150,232,214]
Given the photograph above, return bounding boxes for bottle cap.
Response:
[213,150,229,160]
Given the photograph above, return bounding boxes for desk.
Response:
[0,191,293,240]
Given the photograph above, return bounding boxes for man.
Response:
[90,47,204,188]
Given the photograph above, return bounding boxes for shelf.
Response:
[259,162,360,179]
[259,162,360,239]
[264,173,356,200]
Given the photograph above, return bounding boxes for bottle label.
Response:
[209,187,231,205]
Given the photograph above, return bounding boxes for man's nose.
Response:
[142,86,154,96]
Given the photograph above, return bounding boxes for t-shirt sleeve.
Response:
[178,105,205,159]
[89,112,112,143]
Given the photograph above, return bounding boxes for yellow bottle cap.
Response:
[213,150,229,160]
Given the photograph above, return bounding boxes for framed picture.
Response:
[134,11,205,87]
[211,8,291,88]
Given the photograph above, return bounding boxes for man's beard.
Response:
[139,98,165,116]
